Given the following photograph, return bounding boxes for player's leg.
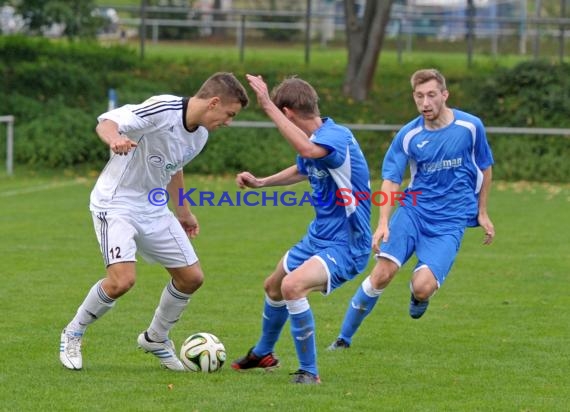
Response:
[60,212,137,370]
[231,258,287,371]
[136,213,202,371]
[145,263,203,343]
[408,265,438,319]
[330,207,416,349]
[136,263,202,372]
[410,229,464,319]
[281,256,328,384]
[330,257,399,350]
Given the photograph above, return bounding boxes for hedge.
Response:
[0,35,568,182]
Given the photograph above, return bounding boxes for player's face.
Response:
[203,99,243,131]
[412,80,449,121]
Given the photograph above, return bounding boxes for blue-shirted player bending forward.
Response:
[329,68,496,350]
[231,75,372,384]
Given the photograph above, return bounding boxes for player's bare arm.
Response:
[95,119,138,156]
[372,179,401,253]
[167,170,199,238]
[236,165,305,189]
[245,74,328,159]
[478,167,495,245]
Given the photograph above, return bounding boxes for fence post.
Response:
[558,0,566,63]
[140,0,147,60]
[108,88,117,111]
[238,14,245,63]
[7,117,14,176]
[305,0,312,65]
[466,0,475,67]
[1,115,15,176]
[107,89,117,158]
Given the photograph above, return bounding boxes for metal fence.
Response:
[230,121,570,137]
[103,2,570,62]
[2,118,568,177]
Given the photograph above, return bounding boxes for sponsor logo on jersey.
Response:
[306,165,329,179]
[422,157,463,173]
[147,154,165,168]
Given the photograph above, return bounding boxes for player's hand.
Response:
[110,136,138,155]
[178,212,200,238]
[478,213,495,245]
[236,171,264,189]
[372,224,389,254]
[245,74,272,111]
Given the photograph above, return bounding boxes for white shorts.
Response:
[92,210,198,268]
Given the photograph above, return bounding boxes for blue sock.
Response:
[289,305,317,376]
[338,280,381,344]
[253,296,288,356]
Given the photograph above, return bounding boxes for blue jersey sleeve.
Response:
[381,132,408,184]
[311,118,355,169]
[474,120,494,170]
[296,154,307,175]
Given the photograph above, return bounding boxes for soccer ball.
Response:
[179,332,226,373]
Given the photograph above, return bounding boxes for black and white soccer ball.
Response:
[179,332,226,372]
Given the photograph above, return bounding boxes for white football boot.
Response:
[60,329,83,370]
[137,332,185,371]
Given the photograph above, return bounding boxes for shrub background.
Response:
[1,35,568,182]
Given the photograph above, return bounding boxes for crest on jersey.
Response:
[148,154,165,168]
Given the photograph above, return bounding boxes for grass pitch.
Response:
[0,173,568,412]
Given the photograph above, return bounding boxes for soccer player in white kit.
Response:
[59,72,249,371]
[329,68,496,350]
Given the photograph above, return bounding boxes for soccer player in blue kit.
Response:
[329,68,496,350]
[231,75,372,384]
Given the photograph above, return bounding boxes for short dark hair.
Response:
[196,72,249,108]
[270,77,320,118]
[410,69,447,92]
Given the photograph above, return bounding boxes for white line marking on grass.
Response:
[0,179,88,197]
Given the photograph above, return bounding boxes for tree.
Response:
[343,0,394,101]
[16,0,102,39]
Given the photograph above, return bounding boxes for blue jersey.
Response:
[382,109,494,233]
[296,117,372,257]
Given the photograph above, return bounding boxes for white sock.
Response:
[362,276,384,297]
[285,297,310,315]
[147,280,191,342]
[68,279,115,334]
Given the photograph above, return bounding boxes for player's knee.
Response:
[180,271,204,293]
[280,277,304,300]
[104,277,135,298]
[167,264,204,294]
[411,287,431,301]
[410,281,436,301]
[370,262,398,288]
[263,278,282,301]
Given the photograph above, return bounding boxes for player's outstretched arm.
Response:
[236,165,305,189]
[95,119,138,156]
[245,74,327,159]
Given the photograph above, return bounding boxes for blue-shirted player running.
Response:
[231,75,372,384]
[329,68,495,350]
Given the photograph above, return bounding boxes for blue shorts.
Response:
[284,235,370,295]
[378,207,465,287]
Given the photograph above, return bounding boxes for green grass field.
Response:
[0,173,568,411]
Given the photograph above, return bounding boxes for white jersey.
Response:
[90,95,208,216]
